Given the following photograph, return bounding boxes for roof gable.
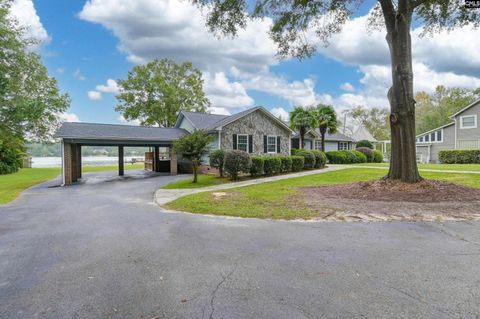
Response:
[352,125,377,142]
[175,111,228,130]
[450,99,480,118]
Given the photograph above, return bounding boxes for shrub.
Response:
[263,156,282,175]
[280,156,293,173]
[356,140,374,149]
[373,150,384,163]
[439,149,480,164]
[311,150,327,168]
[326,150,367,164]
[250,156,265,176]
[291,148,301,156]
[0,134,25,175]
[291,156,305,172]
[356,147,374,162]
[296,150,316,169]
[351,150,367,163]
[209,149,226,177]
[326,151,345,164]
[224,150,251,180]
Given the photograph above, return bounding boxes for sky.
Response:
[8,0,480,125]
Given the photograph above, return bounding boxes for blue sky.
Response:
[10,0,480,126]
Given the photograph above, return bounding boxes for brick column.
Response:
[63,142,73,186]
[170,147,177,175]
[77,145,82,179]
[71,144,78,183]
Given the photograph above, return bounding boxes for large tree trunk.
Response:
[192,161,198,183]
[383,1,421,183]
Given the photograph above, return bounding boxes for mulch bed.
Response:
[301,179,480,222]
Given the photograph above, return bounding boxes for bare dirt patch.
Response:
[301,179,480,222]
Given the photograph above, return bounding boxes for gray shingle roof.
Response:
[205,107,261,130]
[55,122,188,141]
[292,130,354,142]
[181,111,228,130]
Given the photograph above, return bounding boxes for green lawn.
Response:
[161,174,230,189]
[350,162,480,172]
[0,163,144,205]
[166,168,480,220]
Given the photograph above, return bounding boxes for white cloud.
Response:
[207,106,231,116]
[87,90,103,101]
[270,107,290,121]
[96,78,120,94]
[117,115,141,125]
[73,69,86,81]
[203,72,254,109]
[340,82,355,92]
[56,68,65,74]
[8,0,50,45]
[60,112,80,122]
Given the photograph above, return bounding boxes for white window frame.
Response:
[314,140,322,150]
[267,135,277,153]
[416,128,443,144]
[237,134,248,152]
[338,142,348,151]
[460,115,477,129]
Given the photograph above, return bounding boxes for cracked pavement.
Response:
[1,170,480,318]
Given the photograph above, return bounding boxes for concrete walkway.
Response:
[155,165,348,206]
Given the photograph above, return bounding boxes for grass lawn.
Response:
[350,162,480,172]
[161,174,230,189]
[166,168,480,220]
[0,163,144,205]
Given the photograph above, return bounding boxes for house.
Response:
[291,129,355,151]
[352,125,377,144]
[415,98,480,163]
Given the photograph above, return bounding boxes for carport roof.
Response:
[55,122,188,142]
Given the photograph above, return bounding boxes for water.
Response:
[31,156,143,168]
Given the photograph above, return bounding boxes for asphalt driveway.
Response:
[1,170,480,318]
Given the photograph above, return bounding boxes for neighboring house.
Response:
[415,98,480,163]
[174,106,294,157]
[291,129,355,152]
[352,125,377,144]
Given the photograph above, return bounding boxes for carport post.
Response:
[77,145,82,179]
[170,147,177,175]
[154,146,160,172]
[118,146,124,176]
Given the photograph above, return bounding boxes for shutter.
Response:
[248,135,253,153]
[233,134,237,150]
[277,136,281,153]
[263,135,267,153]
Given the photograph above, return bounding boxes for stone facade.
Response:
[220,110,291,156]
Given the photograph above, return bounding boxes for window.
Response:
[460,115,477,129]
[267,136,277,153]
[425,134,429,142]
[419,136,424,142]
[237,134,248,152]
[430,133,436,142]
[339,142,348,150]
[436,130,442,142]
[315,140,322,150]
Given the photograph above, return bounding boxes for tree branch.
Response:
[410,0,426,9]
[378,0,396,32]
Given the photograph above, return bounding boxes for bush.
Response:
[250,156,265,176]
[326,150,367,164]
[351,150,367,163]
[311,150,327,168]
[373,150,384,163]
[356,147,374,162]
[224,150,251,180]
[263,156,282,175]
[356,140,374,149]
[0,134,24,175]
[291,156,305,172]
[280,156,293,173]
[439,149,480,164]
[291,148,301,156]
[296,150,316,169]
[209,149,226,177]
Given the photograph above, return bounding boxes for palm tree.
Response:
[315,104,337,152]
[289,106,317,149]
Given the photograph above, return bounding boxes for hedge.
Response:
[351,150,367,163]
[250,156,264,176]
[296,150,316,169]
[373,150,384,163]
[280,156,293,173]
[326,150,367,164]
[356,140,374,149]
[356,147,374,162]
[439,149,480,164]
[224,150,251,180]
[291,156,305,172]
[311,150,327,168]
[263,156,282,175]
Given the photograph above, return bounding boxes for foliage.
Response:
[373,150,384,163]
[250,156,265,176]
[290,156,305,172]
[356,140,374,149]
[280,156,293,173]
[311,150,327,168]
[439,150,480,164]
[356,147,374,163]
[347,107,390,141]
[289,107,317,147]
[296,150,316,169]
[209,149,226,177]
[415,86,480,134]
[0,129,24,174]
[326,150,367,164]
[116,58,210,127]
[263,156,282,175]
[351,150,367,163]
[224,150,251,180]
[173,130,213,183]
[315,104,337,151]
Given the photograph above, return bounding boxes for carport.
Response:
[54,122,188,186]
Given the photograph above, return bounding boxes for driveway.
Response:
[1,170,480,318]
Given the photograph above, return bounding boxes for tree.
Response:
[191,0,479,183]
[315,104,337,152]
[415,86,480,134]
[347,106,391,141]
[289,107,317,149]
[116,59,210,127]
[209,149,226,177]
[173,130,213,183]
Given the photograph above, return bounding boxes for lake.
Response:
[31,156,143,168]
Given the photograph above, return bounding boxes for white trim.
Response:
[454,117,457,149]
[416,128,444,144]
[416,122,454,138]
[266,135,277,153]
[237,134,248,152]
[450,99,480,118]
[338,141,348,150]
[460,115,477,129]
